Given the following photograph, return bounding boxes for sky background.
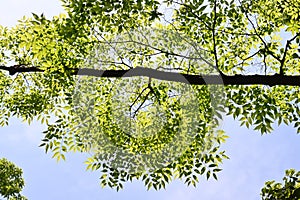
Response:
[0,1,300,200]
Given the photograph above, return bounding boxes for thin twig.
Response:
[280,33,300,75]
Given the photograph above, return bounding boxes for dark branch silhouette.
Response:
[1,65,300,86]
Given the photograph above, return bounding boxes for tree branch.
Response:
[239,1,281,63]
[280,33,300,75]
[0,65,44,75]
[1,65,300,86]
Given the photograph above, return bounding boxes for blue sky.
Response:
[0,1,300,199]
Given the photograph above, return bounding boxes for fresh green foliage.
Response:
[0,0,299,191]
[0,158,26,200]
[261,169,300,200]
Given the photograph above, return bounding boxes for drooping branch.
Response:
[1,65,300,86]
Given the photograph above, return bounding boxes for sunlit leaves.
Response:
[0,0,300,192]
[60,0,162,35]
[226,85,300,134]
[261,169,300,200]
[0,158,27,200]
[67,75,226,190]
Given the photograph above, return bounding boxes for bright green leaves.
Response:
[0,14,79,124]
[61,0,162,35]
[226,85,300,134]
[238,0,300,75]
[37,73,227,190]
[171,0,300,76]
[1,0,300,192]
[0,71,12,126]
[274,0,300,33]
[85,77,226,189]
[0,158,27,200]
[0,25,10,65]
[226,85,276,134]
[261,169,300,200]
[3,13,84,75]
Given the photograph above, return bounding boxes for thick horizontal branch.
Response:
[0,65,44,75]
[1,65,300,86]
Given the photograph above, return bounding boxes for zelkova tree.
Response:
[0,0,299,192]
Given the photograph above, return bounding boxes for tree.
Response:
[261,169,300,200]
[0,0,299,192]
[0,158,26,200]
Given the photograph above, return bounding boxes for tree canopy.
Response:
[0,158,26,200]
[0,0,300,193]
[261,169,300,200]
